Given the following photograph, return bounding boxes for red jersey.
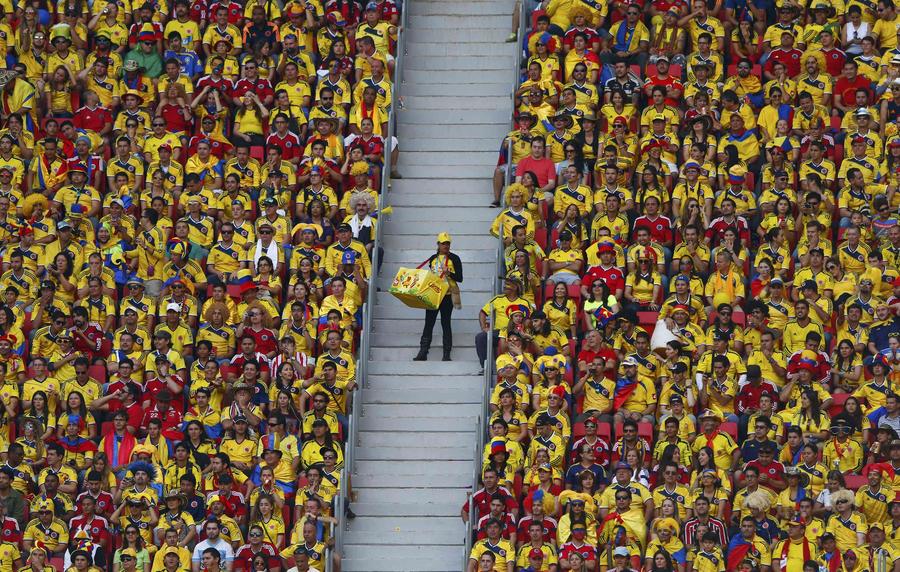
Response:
[244,327,277,356]
[189,0,211,22]
[476,513,516,540]
[73,105,113,134]
[234,542,278,572]
[346,133,385,162]
[64,155,104,176]
[68,514,110,546]
[128,21,163,43]
[633,215,674,245]
[582,264,625,296]
[232,77,274,101]
[105,378,142,412]
[705,215,750,246]
[141,374,185,408]
[376,0,398,21]
[765,48,803,78]
[822,47,847,77]
[0,517,19,545]
[736,381,780,414]
[159,103,193,134]
[570,435,611,467]
[75,491,116,517]
[229,351,271,377]
[73,322,109,359]
[834,75,873,106]
[204,490,246,518]
[141,405,184,437]
[643,75,684,107]
[516,515,558,543]
[207,0,243,24]
[266,131,302,162]
[188,134,233,158]
[560,541,597,563]
[563,26,601,50]
[196,74,234,96]
[745,459,786,483]
[462,486,517,522]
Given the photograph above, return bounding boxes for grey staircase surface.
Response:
[341,0,512,569]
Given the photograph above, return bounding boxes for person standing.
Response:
[414,233,463,362]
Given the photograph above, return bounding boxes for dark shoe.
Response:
[413,348,428,361]
[345,506,357,519]
[442,350,452,361]
[490,200,500,207]
[391,170,403,179]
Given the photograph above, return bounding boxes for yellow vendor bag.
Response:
[390,265,448,310]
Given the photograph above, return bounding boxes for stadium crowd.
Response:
[0,0,400,569]
[468,0,900,570]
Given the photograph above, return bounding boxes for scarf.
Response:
[780,537,812,572]
[703,430,719,456]
[348,210,373,237]
[711,269,737,300]
[253,238,279,271]
[822,550,843,572]
[652,24,680,55]
[103,429,136,467]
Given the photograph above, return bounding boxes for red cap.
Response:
[612,115,627,125]
[551,384,566,398]
[528,548,544,560]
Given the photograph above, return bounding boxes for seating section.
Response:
[469,1,900,570]
[0,0,402,569]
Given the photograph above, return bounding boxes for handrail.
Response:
[334,0,407,561]
[464,1,528,567]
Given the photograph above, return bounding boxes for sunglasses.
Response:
[260,230,272,235]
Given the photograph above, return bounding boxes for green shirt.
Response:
[123,49,163,78]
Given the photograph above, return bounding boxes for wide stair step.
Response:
[343,0,511,568]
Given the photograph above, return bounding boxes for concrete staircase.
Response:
[340,0,514,570]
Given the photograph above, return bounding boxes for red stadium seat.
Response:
[720,422,738,441]
[829,393,849,417]
[597,422,612,442]
[637,422,654,442]
[249,146,266,162]
[534,228,548,251]
[845,474,867,491]
[637,311,659,326]
[89,365,107,384]
[573,421,586,439]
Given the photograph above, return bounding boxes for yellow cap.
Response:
[495,354,517,371]
[437,232,452,244]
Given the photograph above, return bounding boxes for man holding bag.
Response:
[414,233,463,362]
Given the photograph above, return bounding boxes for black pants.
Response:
[475,329,500,368]
[421,295,453,351]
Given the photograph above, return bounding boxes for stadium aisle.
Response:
[341,0,515,569]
